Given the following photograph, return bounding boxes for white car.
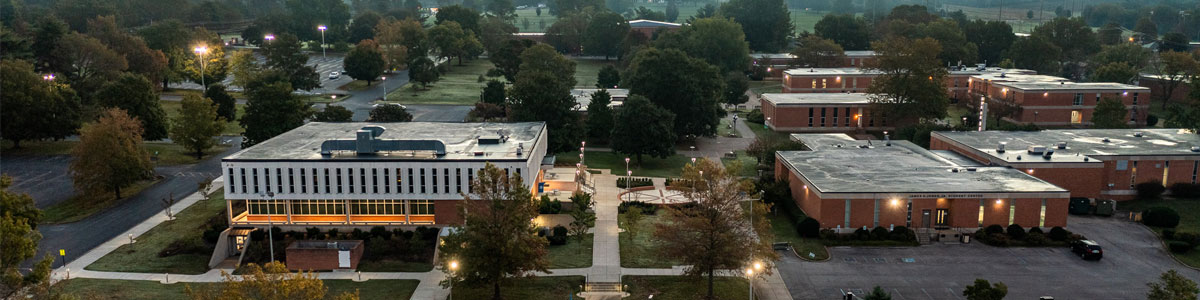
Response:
[373,103,407,110]
[329,71,339,80]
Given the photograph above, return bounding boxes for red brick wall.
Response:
[1023,167,1105,199]
[1139,77,1194,104]
[286,241,364,271]
[434,200,463,224]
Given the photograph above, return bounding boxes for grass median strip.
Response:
[57,278,417,300]
[86,190,227,274]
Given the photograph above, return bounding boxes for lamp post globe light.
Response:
[448,260,459,300]
[264,34,275,43]
[381,76,388,101]
[193,46,209,89]
[317,25,327,58]
[624,157,631,200]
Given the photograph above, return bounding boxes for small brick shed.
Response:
[285,240,364,271]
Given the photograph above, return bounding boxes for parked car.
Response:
[1070,240,1103,260]
[373,102,407,109]
[329,72,340,80]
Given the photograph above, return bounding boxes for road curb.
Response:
[1136,221,1200,272]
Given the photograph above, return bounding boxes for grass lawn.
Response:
[619,213,682,268]
[386,59,492,105]
[556,151,691,178]
[451,276,583,299]
[623,275,749,300]
[573,59,615,88]
[0,140,78,156]
[717,118,741,138]
[740,117,790,141]
[161,89,246,100]
[513,8,559,33]
[548,234,593,269]
[42,179,160,224]
[56,278,417,300]
[748,80,782,95]
[356,260,435,272]
[146,142,230,166]
[720,151,758,178]
[160,100,246,135]
[943,105,971,126]
[767,212,829,261]
[86,190,226,274]
[1119,198,1200,267]
[297,93,347,104]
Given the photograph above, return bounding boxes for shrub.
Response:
[745,109,764,123]
[326,228,339,239]
[797,217,821,238]
[370,226,392,240]
[1144,206,1181,228]
[618,201,658,215]
[1147,114,1159,127]
[819,229,838,240]
[985,224,1005,236]
[1066,233,1086,243]
[417,226,440,241]
[1136,182,1167,199]
[1048,226,1070,241]
[202,226,224,244]
[1164,229,1177,240]
[250,229,266,241]
[1028,227,1044,235]
[1025,232,1049,246]
[548,235,567,245]
[538,195,563,214]
[306,227,321,239]
[553,225,568,237]
[1177,232,1200,248]
[853,228,871,240]
[616,177,654,188]
[1169,241,1193,253]
[1006,224,1027,240]
[890,226,914,241]
[988,233,1010,246]
[1170,183,1200,198]
[870,226,889,240]
[351,228,370,240]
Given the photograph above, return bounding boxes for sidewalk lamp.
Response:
[193,46,209,89]
[42,74,55,81]
[745,268,754,300]
[264,34,275,43]
[449,260,460,300]
[381,76,388,101]
[317,25,327,58]
[259,191,277,262]
[624,157,631,200]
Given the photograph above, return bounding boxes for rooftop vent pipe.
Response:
[320,126,447,156]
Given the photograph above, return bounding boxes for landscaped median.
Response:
[617,202,682,268]
[57,278,417,300]
[449,275,583,299]
[556,151,692,178]
[623,275,750,300]
[87,190,229,274]
[1120,198,1200,267]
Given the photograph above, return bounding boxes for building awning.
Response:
[541,156,556,170]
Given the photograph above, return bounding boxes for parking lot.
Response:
[1,155,75,208]
[778,215,1200,299]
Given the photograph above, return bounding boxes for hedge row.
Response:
[818,226,917,244]
[618,201,659,215]
[973,225,1081,247]
[617,177,654,188]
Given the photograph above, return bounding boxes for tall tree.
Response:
[436,163,549,300]
[722,71,749,107]
[31,17,69,72]
[865,37,950,125]
[482,80,507,105]
[368,104,414,122]
[0,59,84,148]
[489,39,534,82]
[429,21,484,65]
[717,0,792,52]
[610,95,675,164]
[479,16,517,55]
[228,49,260,89]
[654,17,750,73]
[1134,16,1158,40]
[0,176,55,300]
[1004,36,1061,75]
[1149,51,1200,109]
[436,5,482,34]
[1097,22,1122,45]
[665,0,678,22]
[284,0,352,43]
[582,11,629,60]
[51,32,127,91]
[912,19,978,65]
[655,158,778,299]
[1147,270,1200,300]
[1091,43,1152,70]
[624,47,724,138]
[95,73,170,140]
[1091,97,1128,128]
[1031,17,1099,77]
[596,65,620,88]
[312,105,354,122]
[963,20,1013,66]
[374,18,424,71]
[70,108,153,199]
[86,16,168,87]
[206,84,238,122]
[962,279,1007,300]
[169,94,226,159]
[183,28,230,89]
[348,11,383,44]
[685,4,717,24]
[261,33,320,91]
[344,39,386,86]
[1091,62,1139,84]
[240,79,311,147]
[585,89,615,142]
[508,44,582,153]
[185,262,358,300]
[545,10,591,54]
[138,19,191,89]
[814,14,870,51]
[790,35,845,68]
[408,56,441,89]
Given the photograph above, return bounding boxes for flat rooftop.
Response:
[780,134,1067,194]
[629,19,680,28]
[761,93,872,105]
[999,81,1148,91]
[970,72,1068,83]
[784,67,1035,77]
[572,89,628,111]
[225,122,546,161]
[933,129,1200,164]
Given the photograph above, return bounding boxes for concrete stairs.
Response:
[916,228,933,245]
[585,282,623,293]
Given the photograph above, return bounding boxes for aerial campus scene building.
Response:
[5,0,1200,299]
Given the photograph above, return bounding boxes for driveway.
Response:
[778,215,1200,299]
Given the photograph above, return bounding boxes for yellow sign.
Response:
[59,249,65,256]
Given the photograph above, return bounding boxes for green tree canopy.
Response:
[348,11,383,44]
[205,84,238,122]
[545,9,592,54]
[482,80,507,105]
[169,94,226,159]
[1091,97,1129,128]
[367,104,414,122]
[963,20,1013,66]
[344,39,386,85]
[429,21,484,64]
[623,47,724,138]
[611,95,675,164]
[70,108,153,199]
[261,33,321,91]
[489,39,534,82]
[408,56,441,89]
[596,64,620,88]
[87,16,168,87]
[1092,43,1152,70]
[95,73,170,140]
[1097,22,1122,45]
[311,105,354,122]
[0,59,83,148]
[790,35,845,68]
[1,174,55,299]
[814,14,871,50]
[718,0,792,52]
[435,5,482,34]
[1148,269,1199,300]
[585,89,614,142]
[1091,62,1139,84]
[240,79,310,147]
[655,17,750,73]
[1031,17,1100,68]
[962,279,1007,300]
[722,71,749,107]
[582,11,629,60]
[1005,35,1062,75]
[508,44,582,153]
[865,37,950,125]
[182,28,229,88]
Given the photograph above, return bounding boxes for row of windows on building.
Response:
[803,107,886,128]
[1114,160,1200,189]
[228,166,522,196]
[245,199,435,215]
[846,199,1049,228]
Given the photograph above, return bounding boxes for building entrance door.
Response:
[921,210,931,228]
[936,209,950,227]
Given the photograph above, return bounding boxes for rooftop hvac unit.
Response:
[997,142,1006,153]
[1056,142,1067,149]
[1027,145,1047,154]
[1134,132,1144,137]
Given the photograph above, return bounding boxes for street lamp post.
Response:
[317,25,327,58]
[264,34,275,44]
[746,268,754,300]
[624,157,630,201]
[260,191,277,262]
[449,260,459,300]
[193,46,209,89]
[381,76,388,101]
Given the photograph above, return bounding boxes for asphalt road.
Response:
[778,215,1200,299]
[27,138,241,268]
[2,155,75,208]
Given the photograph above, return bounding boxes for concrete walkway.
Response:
[52,174,791,300]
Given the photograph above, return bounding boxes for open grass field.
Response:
[86,190,226,274]
[623,275,749,300]
[387,59,492,105]
[768,212,830,261]
[573,59,616,88]
[548,233,594,269]
[720,151,758,178]
[556,150,691,178]
[748,80,782,95]
[619,213,682,268]
[159,100,246,135]
[42,179,159,224]
[56,278,417,300]
[1119,198,1200,268]
[451,276,583,299]
[513,4,826,35]
[356,260,435,272]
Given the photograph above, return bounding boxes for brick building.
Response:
[759,93,890,132]
[752,51,877,77]
[1138,74,1193,104]
[931,129,1200,200]
[969,72,1150,127]
[221,122,550,229]
[781,67,1035,101]
[628,19,680,39]
[776,134,1069,230]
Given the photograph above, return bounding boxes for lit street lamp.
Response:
[624,157,631,201]
[193,46,209,89]
[317,25,327,58]
[381,76,388,101]
[42,74,55,81]
[449,260,459,300]
[746,268,754,300]
[264,34,275,43]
